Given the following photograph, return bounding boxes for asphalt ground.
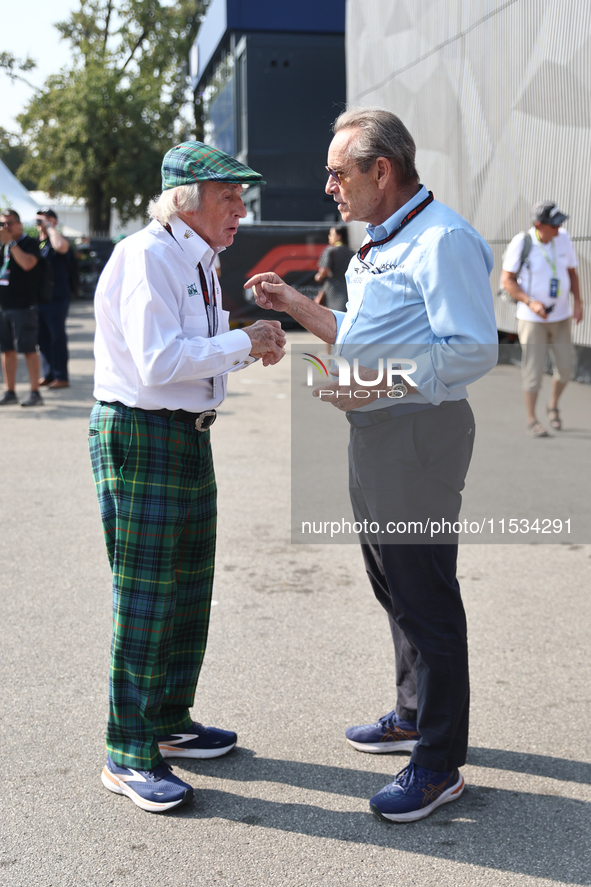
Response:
[1,300,590,887]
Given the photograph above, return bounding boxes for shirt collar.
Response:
[166,215,221,270]
[365,184,429,242]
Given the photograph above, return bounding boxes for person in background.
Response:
[500,202,583,437]
[36,208,72,389]
[314,225,354,312]
[0,209,43,406]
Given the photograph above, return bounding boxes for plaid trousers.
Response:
[89,402,217,769]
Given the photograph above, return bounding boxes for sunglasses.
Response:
[0,221,15,228]
[325,165,349,185]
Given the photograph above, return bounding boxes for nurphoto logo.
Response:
[302,353,417,389]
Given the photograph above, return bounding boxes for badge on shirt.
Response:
[186,282,199,296]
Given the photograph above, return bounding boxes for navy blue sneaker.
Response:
[157,722,237,759]
[346,709,420,753]
[101,756,194,813]
[370,762,465,822]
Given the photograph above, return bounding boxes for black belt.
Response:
[103,401,217,432]
[346,402,435,427]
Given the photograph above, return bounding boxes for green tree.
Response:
[0,128,37,190]
[18,1,206,234]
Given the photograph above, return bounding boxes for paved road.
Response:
[1,301,590,887]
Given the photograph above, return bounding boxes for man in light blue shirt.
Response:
[245,108,498,823]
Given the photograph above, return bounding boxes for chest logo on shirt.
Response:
[186,282,199,296]
[183,229,193,239]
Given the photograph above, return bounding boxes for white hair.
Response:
[147,183,202,224]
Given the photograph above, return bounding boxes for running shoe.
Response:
[20,391,43,407]
[370,762,465,822]
[101,756,194,813]
[346,709,419,753]
[157,722,237,759]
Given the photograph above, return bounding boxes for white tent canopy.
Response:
[0,158,40,222]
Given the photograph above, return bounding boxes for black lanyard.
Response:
[162,221,218,338]
[197,262,218,338]
[358,191,434,264]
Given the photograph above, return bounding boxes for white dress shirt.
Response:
[93,216,254,411]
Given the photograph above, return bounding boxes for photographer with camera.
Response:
[36,208,72,389]
[0,209,43,406]
[501,201,583,437]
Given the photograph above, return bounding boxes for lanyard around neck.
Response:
[535,230,557,274]
[162,221,218,338]
[197,262,218,338]
[358,191,434,263]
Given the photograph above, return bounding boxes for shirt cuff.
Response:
[212,328,253,371]
[331,309,346,337]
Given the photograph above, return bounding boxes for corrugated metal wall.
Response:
[346,0,591,345]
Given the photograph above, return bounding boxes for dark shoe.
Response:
[346,709,419,753]
[20,391,44,407]
[157,722,237,759]
[547,406,562,430]
[101,756,194,813]
[48,379,70,389]
[370,762,465,823]
[0,390,18,405]
[38,377,53,387]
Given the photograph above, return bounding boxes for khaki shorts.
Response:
[517,317,574,392]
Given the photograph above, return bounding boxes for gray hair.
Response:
[333,108,419,184]
[147,183,202,224]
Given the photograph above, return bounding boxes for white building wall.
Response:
[346,0,591,345]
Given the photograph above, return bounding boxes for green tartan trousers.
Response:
[89,401,217,769]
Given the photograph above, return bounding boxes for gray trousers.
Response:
[349,400,475,771]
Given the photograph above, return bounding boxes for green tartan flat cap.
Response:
[162,141,265,189]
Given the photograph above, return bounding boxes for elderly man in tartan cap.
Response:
[90,142,286,813]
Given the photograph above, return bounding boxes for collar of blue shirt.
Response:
[365,184,430,243]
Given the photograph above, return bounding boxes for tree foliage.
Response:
[0,52,37,88]
[0,128,37,190]
[18,1,206,233]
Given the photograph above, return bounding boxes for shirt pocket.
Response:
[182,314,210,339]
[359,271,407,322]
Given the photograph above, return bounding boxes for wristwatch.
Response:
[388,376,408,399]
[7,240,17,248]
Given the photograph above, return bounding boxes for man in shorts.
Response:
[500,202,583,436]
[0,209,43,406]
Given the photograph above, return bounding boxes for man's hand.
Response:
[244,272,300,314]
[573,300,583,324]
[243,319,286,366]
[527,299,549,319]
[312,366,417,411]
[0,226,12,245]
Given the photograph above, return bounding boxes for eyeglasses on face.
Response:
[325,165,351,185]
[0,220,15,228]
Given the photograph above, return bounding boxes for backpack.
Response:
[496,232,532,303]
[36,255,54,304]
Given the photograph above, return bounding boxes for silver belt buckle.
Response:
[195,410,217,432]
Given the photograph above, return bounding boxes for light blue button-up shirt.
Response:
[332,185,498,410]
